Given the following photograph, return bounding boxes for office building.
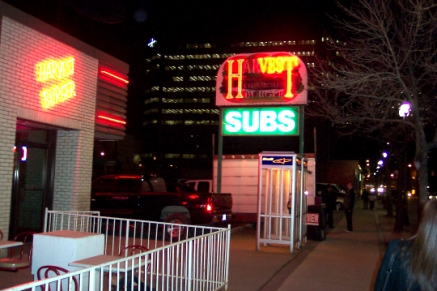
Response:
[140,39,326,178]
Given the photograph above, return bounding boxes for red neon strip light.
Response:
[98,115,126,125]
[100,70,129,84]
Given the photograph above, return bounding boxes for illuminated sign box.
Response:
[222,107,299,136]
[216,52,307,107]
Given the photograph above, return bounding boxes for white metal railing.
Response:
[43,209,228,255]
[5,210,230,291]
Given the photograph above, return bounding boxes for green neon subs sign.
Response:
[222,107,299,136]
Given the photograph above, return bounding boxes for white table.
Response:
[0,240,23,249]
[70,254,150,291]
[69,254,150,272]
[32,230,105,276]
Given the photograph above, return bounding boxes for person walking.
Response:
[362,188,369,209]
[344,182,356,232]
[374,199,437,291]
[369,190,377,210]
[321,184,336,228]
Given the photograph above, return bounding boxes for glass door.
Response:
[10,126,56,237]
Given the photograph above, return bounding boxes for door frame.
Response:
[9,130,56,237]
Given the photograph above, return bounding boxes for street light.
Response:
[399,102,411,118]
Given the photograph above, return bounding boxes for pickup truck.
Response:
[90,174,233,238]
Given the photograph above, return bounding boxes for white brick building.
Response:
[0,1,129,239]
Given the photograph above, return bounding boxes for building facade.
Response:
[0,1,128,239]
[141,39,324,178]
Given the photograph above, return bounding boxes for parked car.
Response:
[316,183,346,211]
[91,174,233,239]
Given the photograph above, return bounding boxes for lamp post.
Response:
[397,102,411,228]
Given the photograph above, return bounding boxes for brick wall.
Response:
[0,16,98,238]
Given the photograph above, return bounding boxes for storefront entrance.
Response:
[10,121,56,237]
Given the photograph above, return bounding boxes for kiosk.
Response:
[256,152,308,253]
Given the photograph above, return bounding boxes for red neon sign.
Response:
[216,52,307,107]
[97,115,126,125]
[36,56,76,109]
[99,69,129,84]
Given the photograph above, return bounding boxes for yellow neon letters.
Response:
[40,80,76,109]
[35,57,74,82]
[258,56,299,98]
[35,56,76,109]
[226,59,244,99]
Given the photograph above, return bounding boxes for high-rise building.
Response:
[140,38,325,178]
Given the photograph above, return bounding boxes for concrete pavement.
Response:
[228,198,418,291]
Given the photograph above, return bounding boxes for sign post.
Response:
[214,52,309,252]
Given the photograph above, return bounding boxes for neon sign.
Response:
[148,38,157,48]
[97,115,126,125]
[216,52,307,107]
[222,107,299,136]
[13,146,27,161]
[35,57,74,82]
[35,56,76,109]
[100,70,129,84]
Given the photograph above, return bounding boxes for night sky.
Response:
[3,0,340,63]
[3,0,377,161]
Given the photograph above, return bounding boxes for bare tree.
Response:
[308,0,437,205]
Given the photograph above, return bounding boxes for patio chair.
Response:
[37,265,78,291]
[113,245,150,291]
[0,231,36,272]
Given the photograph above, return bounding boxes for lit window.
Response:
[162,98,183,103]
[163,109,183,114]
[172,76,184,82]
[144,97,159,104]
[177,65,184,70]
[163,120,182,125]
[144,109,158,115]
[164,153,181,158]
[151,86,160,91]
[182,154,195,159]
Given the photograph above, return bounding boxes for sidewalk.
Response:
[0,198,418,291]
[228,198,419,291]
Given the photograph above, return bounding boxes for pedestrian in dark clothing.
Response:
[374,199,437,291]
[362,188,369,209]
[321,185,336,228]
[369,190,377,210]
[344,182,356,232]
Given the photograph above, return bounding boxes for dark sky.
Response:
[3,0,340,63]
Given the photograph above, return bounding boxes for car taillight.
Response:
[206,197,213,213]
